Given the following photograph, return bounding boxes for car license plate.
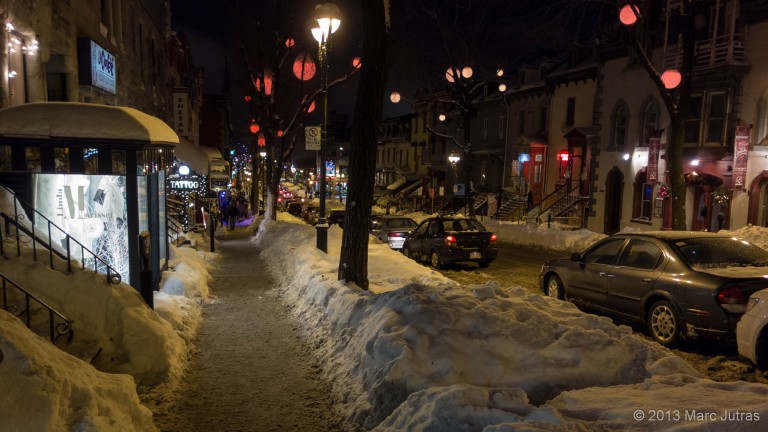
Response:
[470,252,481,259]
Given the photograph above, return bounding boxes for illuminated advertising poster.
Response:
[733,125,750,190]
[33,174,129,283]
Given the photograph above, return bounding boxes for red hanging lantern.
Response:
[244,95,252,102]
[619,4,639,26]
[263,69,273,95]
[292,53,316,81]
[257,132,266,147]
[352,57,362,69]
[249,120,259,134]
[277,130,283,137]
[660,69,682,89]
[285,38,295,48]
[307,101,316,113]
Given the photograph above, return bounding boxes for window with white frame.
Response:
[685,95,703,144]
[633,171,653,221]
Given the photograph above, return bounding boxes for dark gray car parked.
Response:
[403,216,497,269]
[539,231,768,346]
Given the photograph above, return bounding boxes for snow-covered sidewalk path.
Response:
[154,227,337,431]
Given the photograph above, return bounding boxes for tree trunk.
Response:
[463,114,474,217]
[338,0,390,290]
[667,117,687,230]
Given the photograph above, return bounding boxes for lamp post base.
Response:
[316,220,329,253]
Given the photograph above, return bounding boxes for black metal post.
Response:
[316,35,329,253]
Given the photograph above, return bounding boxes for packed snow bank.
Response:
[0,249,184,386]
[0,310,157,432]
[253,217,720,430]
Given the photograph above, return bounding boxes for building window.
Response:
[633,171,653,221]
[26,147,41,172]
[112,150,126,175]
[539,107,548,132]
[566,97,576,126]
[518,110,526,134]
[0,146,11,171]
[611,102,629,150]
[641,100,659,146]
[685,95,703,144]
[482,118,488,141]
[55,148,70,173]
[498,115,505,139]
[706,93,727,144]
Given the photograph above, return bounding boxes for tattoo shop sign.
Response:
[168,175,200,192]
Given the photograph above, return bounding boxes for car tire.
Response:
[647,300,682,347]
[545,274,564,300]
[478,261,491,269]
[430,250,443,269]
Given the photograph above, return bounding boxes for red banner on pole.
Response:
[733,125,750,190]
[647,131,662,184]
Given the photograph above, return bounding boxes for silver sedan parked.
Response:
[539,231,768,347]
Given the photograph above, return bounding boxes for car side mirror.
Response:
[570,253,582,262]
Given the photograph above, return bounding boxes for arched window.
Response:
[641,100,659,146]
[611,102,629,150]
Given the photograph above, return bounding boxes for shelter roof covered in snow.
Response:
[0,102,179,145]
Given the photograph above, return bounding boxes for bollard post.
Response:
[209,213,215,253]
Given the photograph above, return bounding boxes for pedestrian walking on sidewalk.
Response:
[227,202,237,230]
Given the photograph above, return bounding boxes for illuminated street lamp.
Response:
[448,152,461,213]
[311,2,342,253]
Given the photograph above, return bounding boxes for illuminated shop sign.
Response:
[77,38,117,94]
[168,176,200,192]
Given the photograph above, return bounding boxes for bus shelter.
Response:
[0,102,178,299]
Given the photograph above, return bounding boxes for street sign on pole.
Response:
[305,126,321,151]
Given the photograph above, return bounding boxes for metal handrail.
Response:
[1,272,73,344]
[0,187,121,285]
[529,180,581,221]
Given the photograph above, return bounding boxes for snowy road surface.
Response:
[153,228,337,431]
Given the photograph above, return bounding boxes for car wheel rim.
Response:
[431,252,439,267]
[651,305,676,341]
[547,279,560,299]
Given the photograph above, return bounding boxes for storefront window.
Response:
[26,147,41,172]
[84,148,99,174]
[55,148,70,173]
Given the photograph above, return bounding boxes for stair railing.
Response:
[528,180,581,222]
[0,188,121,285]
[1,272,73,344]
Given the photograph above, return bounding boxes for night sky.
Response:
[169,0,601,147]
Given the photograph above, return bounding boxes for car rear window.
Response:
[673,238,768,268]
[387,218,417,229]
[442,219,486,232]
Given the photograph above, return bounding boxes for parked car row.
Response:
[277,198,768,366]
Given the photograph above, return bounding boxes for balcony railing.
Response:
[694,33,746,68]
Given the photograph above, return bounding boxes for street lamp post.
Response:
[448,152,461,214]
[259,150,267,214]
[311,2,341,253]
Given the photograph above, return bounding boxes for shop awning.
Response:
[0,102,178,145]
[173,138,210,174]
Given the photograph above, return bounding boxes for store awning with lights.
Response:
[173,138,213,174]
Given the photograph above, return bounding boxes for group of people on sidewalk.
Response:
[222,196,249,230]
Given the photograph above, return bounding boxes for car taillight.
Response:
[717,286,748,314]
[490,234,497,242]
[445,235,456,246]
[387,231,403,238]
